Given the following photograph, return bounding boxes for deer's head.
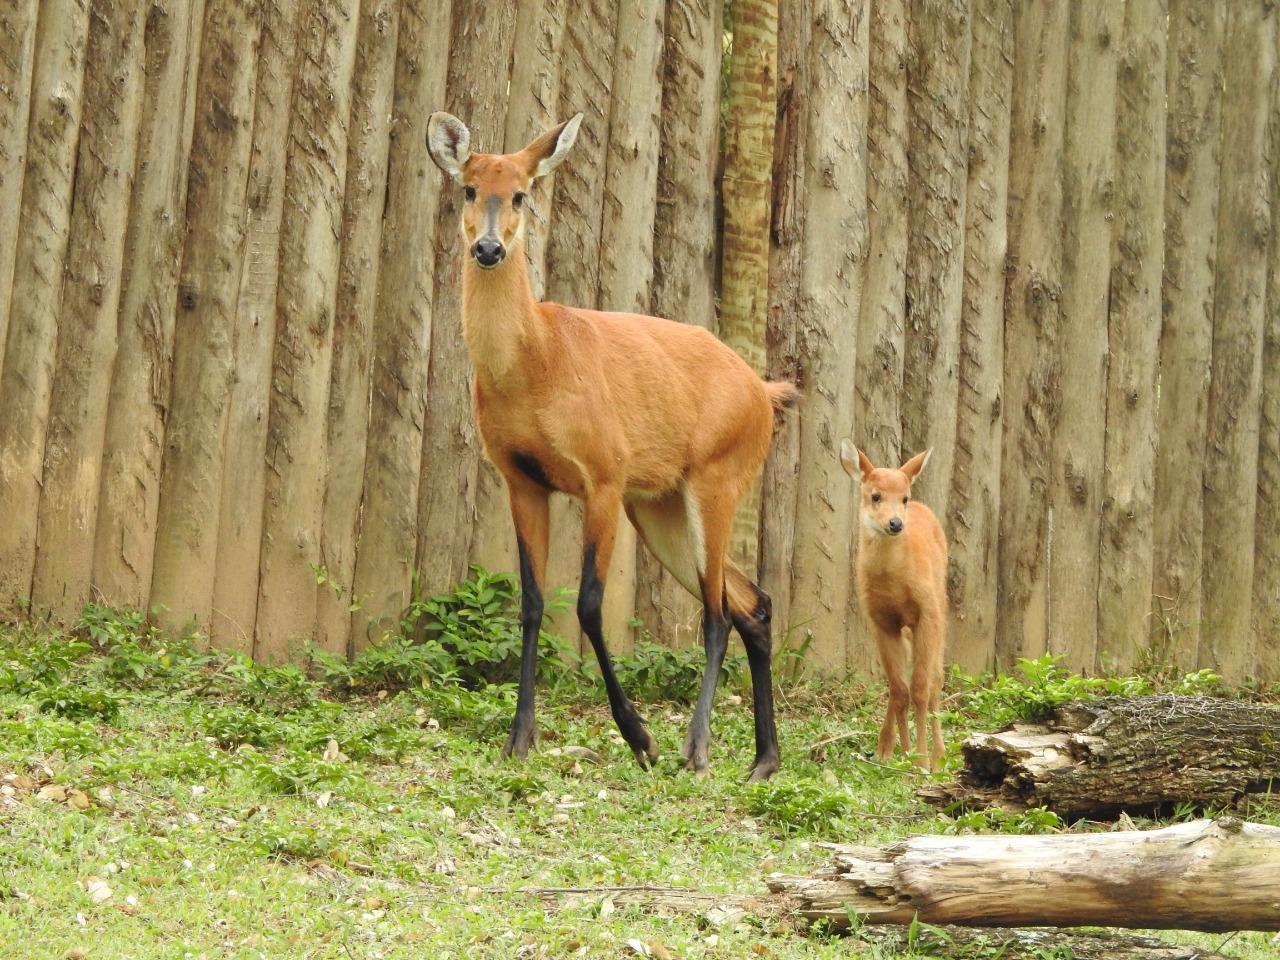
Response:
[427,112,583,270]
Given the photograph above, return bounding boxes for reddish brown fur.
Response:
[428,112,794,777]
[842,444,949,770]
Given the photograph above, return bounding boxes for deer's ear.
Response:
[840,439,873,480]
[901,448,932,481]
[427,112,471,182]
[522,113,583,179]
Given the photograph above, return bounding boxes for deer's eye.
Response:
[870,492,881,504]
[903,496,910,505]
[513,191,526,209]
[464,185,477,202]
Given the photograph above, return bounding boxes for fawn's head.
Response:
[840,441,932,538]
[426,112,583,270]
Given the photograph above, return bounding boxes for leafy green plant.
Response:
[0,716,103,755]
[746,778,853,835]
[611,642,743,705]
[198,706,285,749]
[36,683,122,721]
[942,805,1064,835]
[949,655,1150,726]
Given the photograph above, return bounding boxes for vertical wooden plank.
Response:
[0,0,92,614]
[1200,0,1275,680]
[149,0,261,637]
[1097,0,1166,673]
[1150,1,1222,671]
[758,0,810,659]
[93,0,206,611]
[718,0,778,578]
[349,0,454,649]
[594,0,666,655]
[31,0,147,620]
[314,0,400,658]
[1256,47,1280,688]
[947,0,1012,674]
[900,0,970,523]
[1047,0,1120,673]
[787,0,868,674]
[469,0,568,585]
[209,0,301,652]
[634,0,725,649]
[415,5,518,600]
[994,0,1068,668]
[0,0,39,373]
[855,0,908,470]
[542,0,618,650]
[254,0,362,662]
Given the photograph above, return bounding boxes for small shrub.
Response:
[241,819,331,862]
[747,778,853,835]
[941,805,1064,835]
[199,706,284,749]
[950,655,1148,726]
[243,750,355,796]
[611,642,744,705]
[222,656,318,713]
[36,683,122,721]
[319,566,579,695]
[0,716,103,755]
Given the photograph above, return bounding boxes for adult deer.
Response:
[426,112,796,780]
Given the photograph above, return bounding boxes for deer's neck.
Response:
[461,248,545,385]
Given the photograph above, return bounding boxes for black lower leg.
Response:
[502,538,542,760]
[684,592,730,773]
[733,588,780,781]
[578,545,657,767]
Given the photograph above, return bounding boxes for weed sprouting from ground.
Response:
[0,592,1271,959]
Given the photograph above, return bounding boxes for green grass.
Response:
[0,604,1276,959]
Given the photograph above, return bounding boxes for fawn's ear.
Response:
[521,113,583,179]
[901,448,932,481]
[427,112,471,182]
[840,439,875,480]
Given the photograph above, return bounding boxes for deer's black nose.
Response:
[472,238,505,267]
[887,517,904,535]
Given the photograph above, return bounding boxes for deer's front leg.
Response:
[579,484,659,770]
[501,478,550,761]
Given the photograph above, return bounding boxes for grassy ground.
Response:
[0,599,1277,959]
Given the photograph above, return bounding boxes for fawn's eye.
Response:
[870,492,881,504]
[513,191,526,209]
[464,185,477,202]
[903,496,910,505]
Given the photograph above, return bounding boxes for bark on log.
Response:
[767,818,1280,931]
[919,696,1280,819]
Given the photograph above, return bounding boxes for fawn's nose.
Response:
[472,238,505,268]
[887,517,904,535]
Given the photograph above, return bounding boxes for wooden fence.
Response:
[0,0,1276,685]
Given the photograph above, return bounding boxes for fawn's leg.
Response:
[580,484,658,769]
[911,610,946,771]
[875,625,911,762]
[501,479,550,760]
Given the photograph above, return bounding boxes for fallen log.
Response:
[766,818,1280,932]
[919,694,1280,819]
[529,885,1232,958]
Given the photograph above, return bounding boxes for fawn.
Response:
[840,441,949,770]
[426,112,797,780]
